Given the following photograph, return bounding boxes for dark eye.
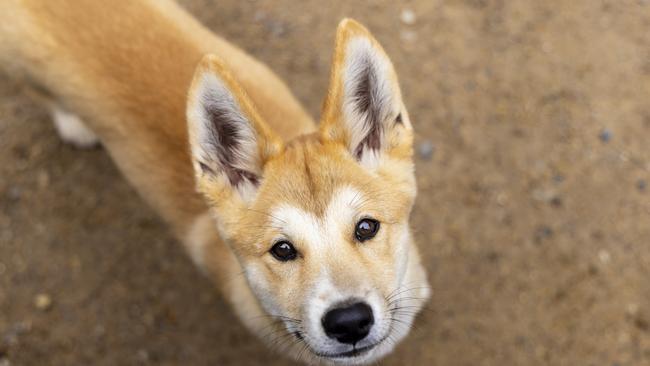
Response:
[355,218,380,242]
[270,241,298,261]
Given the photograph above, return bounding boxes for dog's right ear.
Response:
[319,19,413,170]
[187,55,283,204]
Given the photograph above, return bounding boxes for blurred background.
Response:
[1,0,649,365]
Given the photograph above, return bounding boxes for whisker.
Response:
[386,297,430,308]
[385,285,430,302]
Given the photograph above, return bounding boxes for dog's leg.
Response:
[49,104,99,148]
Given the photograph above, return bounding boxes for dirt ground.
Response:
[1,1,650,365]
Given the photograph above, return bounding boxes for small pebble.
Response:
[34,294,52,311]
[2,321,32,350]
[549,196,563,208]
[400,30,417,43]
[619,152,629,162]
[400,9,416,25]
[6,186,21,202]
[11,145,29,160]
[617,331,630,344]
[637,179,647,192]
[626,303,640,316]
[2,331,17,348]
[598,249,611,264]
[0,358,10,366]
[417,141,435,160]
[267,20,286,37]
[531,188,556,202]
[485,251,500,262]
[136,349,150,363]
[496,192,507,206]
[253,10,266,22]
[534,225,554,243]
[634,316,649,331]
[93,325,106,339]
[37,171,50,189]
[599,128,612,143]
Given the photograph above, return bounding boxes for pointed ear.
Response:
[187,55,282,202]
[320,19,413,168]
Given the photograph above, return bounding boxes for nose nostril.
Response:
[359,319,370,328]
[322,302,374,345]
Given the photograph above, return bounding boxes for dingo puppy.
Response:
[0,0,430,364]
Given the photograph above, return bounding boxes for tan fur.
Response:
[0,1,428,363]
[0,0,314,237]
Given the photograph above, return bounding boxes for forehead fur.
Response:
[229,136,415,249]
[263,138,407,216]
[269,186,361,251]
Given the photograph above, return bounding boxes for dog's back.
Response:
[0,0,315,236]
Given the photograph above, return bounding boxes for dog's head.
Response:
[187,19,430,365]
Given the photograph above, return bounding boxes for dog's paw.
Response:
[51,106,100,149]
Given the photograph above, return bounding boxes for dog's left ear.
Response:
[320,19,413,168]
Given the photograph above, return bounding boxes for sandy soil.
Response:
[1,1,650,365]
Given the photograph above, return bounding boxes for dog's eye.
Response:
[270,241,298,261]
[355,218,380,242]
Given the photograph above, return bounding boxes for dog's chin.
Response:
[289,344,374,366]
[294,326,405,366]
[305,338,396,366]
[323,342,392,365]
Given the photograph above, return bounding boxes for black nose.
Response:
[322,302,374,344]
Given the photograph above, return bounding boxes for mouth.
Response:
[319,343,376,359]
[309,333,391,361]
[293,331,377,359]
